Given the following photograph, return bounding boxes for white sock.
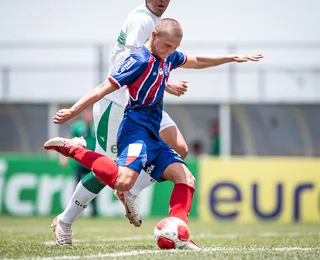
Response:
[59,182,97,224]
[129,170,156,196]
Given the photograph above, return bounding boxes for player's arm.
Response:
[53,54,146,124]
[53,80,118,124]
[167,53,263,95]
[180,53,264,69]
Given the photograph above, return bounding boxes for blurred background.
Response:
[0,0,319,223]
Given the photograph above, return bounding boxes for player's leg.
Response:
[76,166,97,217]
[148,147,200,250]
[126,111,188,196]
[159,111,188,159]
[161,165,200,250]
[80,167,98,217]
[115,111,188,226]
[49,100,123,245]
[45,137,139,191]
[45,127,150,225]
[161,163,195,223]
[59,100,122,221]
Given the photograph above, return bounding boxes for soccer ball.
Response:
[154,217,190,249]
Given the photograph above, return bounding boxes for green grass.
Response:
[0,216,320,259]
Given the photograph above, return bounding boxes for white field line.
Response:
[43,232,320,245]
[0,227,131,233]
[34,247,320,260]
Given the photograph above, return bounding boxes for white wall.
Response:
[1,0,319,42]
[0,0,319,103]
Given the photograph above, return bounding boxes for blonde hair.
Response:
[155,18,183,38]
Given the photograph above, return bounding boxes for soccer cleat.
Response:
[114,190,142,227]
[51,215,73,246]
[44,137,86,157]
[184,240,201,250]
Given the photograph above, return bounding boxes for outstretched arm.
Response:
[181,54,263,69]
[53,80,118,124]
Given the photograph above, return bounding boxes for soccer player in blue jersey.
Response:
[45,18,263,249]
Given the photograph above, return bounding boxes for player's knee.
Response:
[115,178,134,191]
[121,181,134,191]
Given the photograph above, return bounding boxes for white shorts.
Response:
[160,110,176,132]
[93,99,176,160]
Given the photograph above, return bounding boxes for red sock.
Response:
[169,183,195,224]
[70,147,118,189]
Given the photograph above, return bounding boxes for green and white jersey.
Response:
[104,4,161,107]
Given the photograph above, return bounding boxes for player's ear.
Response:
[151,31,158,39]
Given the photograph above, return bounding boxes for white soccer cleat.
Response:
[114,190,142,227]
[44,137,86,157]
[184,240,201,250]
[51,215,73,246]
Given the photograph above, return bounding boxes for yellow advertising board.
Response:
[199,158,320,223]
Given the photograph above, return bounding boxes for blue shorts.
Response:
[116,117,185,182]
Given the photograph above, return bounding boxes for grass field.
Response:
[0,216,320,259]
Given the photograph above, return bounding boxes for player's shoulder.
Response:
[130,46,152,64]
[115,47,150,74]
[127,5,154,24]
[167,50,186,61]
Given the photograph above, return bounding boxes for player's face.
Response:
[152,33,181,59]
[146,0,171,17]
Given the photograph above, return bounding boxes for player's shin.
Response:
[169,183,195,224]
[129,170,155,196]
[71,147,119,189]
[59,180,99,224]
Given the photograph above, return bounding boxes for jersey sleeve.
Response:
[168,51,188,70]
[125,13,153,48]
[108,54,148,88]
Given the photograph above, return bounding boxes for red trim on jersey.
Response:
[125,155,138,166]
[108,76,121,89]
[128,56,155,100]
[144,59,165,105]
[176,54,188,68]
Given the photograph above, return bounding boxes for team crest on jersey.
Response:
[110,144,117,154]
[116,57,137,75]
[164,63,170,76]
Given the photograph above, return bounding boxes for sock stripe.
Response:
[81,172,105,194]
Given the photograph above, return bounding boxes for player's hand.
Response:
[165,80,189,97]
[234,53,264,63]
[53,109,74,124]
